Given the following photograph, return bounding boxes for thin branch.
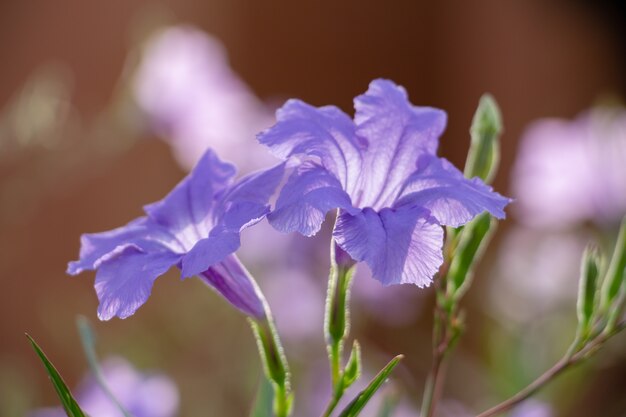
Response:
[475,320,626,417]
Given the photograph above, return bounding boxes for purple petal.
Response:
[354,79,447,209]
[397,155,510,227]
[268,163,356,236]
[180,231,240,278]
[179,164,286,277]
[334,206,444,287]
[94,246,181,320]
[258,99,364,193]
[67,218,181,275]
[143,150,236,246]
[199,254,266,318]
[215,163,286,231]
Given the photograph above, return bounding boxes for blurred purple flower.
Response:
[133,25,276,171]
[30,357,179,417]
[68,150,284,320]
[489,226,587,324]
[509,400,553,417]
[513,108,626,228]
[259,79,510,287]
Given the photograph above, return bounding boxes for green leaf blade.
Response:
[577,245,601,335]
[338,355,403,417]
[447,213,495,297]
[342,340,362,389]
[26,334,86,417]
[250,376,274,417]
[601,217,626,311]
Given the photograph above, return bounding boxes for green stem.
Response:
[421,302,454,417]
[250,316,292,417]
[330,341,342,387]
[421,255,456,417]
[323,240,356,417]
[476,320,626,417]
[321,389,342,417]
[244,260,292,417]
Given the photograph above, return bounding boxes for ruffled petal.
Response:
[397,155,510,227]
[180,231,241,278]
[354,79,447,209]
[333,206,444,287]
[143,149,236,245]
[180,164,287,277]
[67,217,181,275]
[258,99,364,194]
[268,162,356,236]
[215,162,286,231]
[94,246,181,320]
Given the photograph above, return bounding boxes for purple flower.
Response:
[512,108,626,228]
[259,79,510,287]
[68,150,284,320]
[489,226,587,324]
[133,25,276,172]
[509,400,553,417]
[30,357,179,417]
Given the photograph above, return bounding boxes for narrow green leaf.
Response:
[76,316,132,417]
[338,355,403,417]
[250,376,274,417]
[447,213,495,297]
[465,94,502,184]
[342,340,362,389]
[601,217,626,311]
[577,245,601,335]
[606,288,626,333]
[26,334,86,417]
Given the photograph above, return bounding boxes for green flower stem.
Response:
[421,94,502,417]
[476,320,626,417]
[250,315,292,417]
[247,267,293,417]
[421,218,490,417]
[420,267,457,417]
[323,240,356,417]
[321,386,342,417]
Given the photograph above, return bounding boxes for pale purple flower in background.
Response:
[513,108,626,228]
[259,79,510,287]
[68,150,284,320]
[30,357,179,417]
[489,226,587,325]
[509,400,553,417]
[133,25,277,171]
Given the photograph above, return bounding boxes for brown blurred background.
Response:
[1,1,625,416]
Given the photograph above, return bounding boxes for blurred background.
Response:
[1,1,626,416]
